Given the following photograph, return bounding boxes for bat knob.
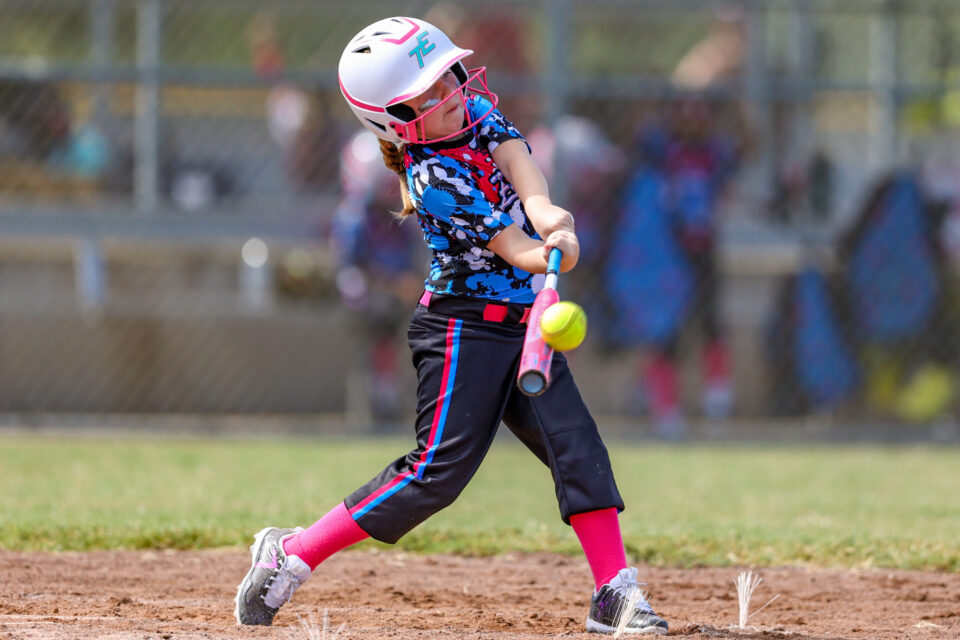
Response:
[518,370,548,396]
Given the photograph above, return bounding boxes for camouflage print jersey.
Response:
[404,95,542,304]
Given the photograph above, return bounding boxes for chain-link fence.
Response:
[1,0,959,436]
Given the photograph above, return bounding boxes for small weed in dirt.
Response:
[283,609,345,640]
[735,571,780,629]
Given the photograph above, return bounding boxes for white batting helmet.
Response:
[338,16,498,145]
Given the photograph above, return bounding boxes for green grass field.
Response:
[1,433,957,570]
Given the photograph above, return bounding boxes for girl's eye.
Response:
[420,98,439,112]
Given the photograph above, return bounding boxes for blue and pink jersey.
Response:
[403,95,541,303]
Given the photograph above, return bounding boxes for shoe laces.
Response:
[263,553,311,609]
[607,567,654,614]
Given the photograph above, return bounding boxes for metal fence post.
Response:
[135,0,162,213]
[870,0,900,172]
[790,0,815,159]
[743,3,774,216]
[74,236,107,316]
[90,0,115,130]
[544,0,572,206]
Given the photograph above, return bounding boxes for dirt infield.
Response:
[0,550,957,640]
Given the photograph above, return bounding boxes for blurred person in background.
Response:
[0,78,111,192]
[838,172,959,424]
[923,138,960,264]
[247,11,347,192]
[764,258,860,417]
[671,5,745,91]
[607,95,743,439]
[330,129,424,424]
[765,173,960,423]
[528,115,626,318]
[602,6,749,438]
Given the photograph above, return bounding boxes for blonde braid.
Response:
[378,139,416,218]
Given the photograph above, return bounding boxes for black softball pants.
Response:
[344,297,624,544]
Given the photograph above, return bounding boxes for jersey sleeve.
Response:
[415,164,514,248]
[469,95,529,154]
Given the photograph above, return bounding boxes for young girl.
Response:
[235,16,668,635]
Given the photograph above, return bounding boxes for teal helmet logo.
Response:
[408,31,436,68]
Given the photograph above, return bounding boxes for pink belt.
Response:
[419,290,531,324]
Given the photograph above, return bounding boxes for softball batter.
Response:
[235,16,668,635]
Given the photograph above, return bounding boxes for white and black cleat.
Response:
[586,567,668,635]
[234,526,310,626]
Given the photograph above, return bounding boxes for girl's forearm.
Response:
[488,225,550,274]
[487,225,579,274]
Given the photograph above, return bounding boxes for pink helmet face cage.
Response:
[389,67,499,145]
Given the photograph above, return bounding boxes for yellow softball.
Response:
[540,301,588,351]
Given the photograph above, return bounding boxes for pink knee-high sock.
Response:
[570,507,628,591]
[282,502,370,570]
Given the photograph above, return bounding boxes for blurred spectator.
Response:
[607,96,743,438]
[528,115,626,313]
[330,130,424,424]
[765,263,859,416]
[594,7,753,436]
[766,172,960,423]
[104,130,237,212]
[806,150,835,221]
[770,147,837,224]
[838,172,958,423]
[0,78,111,193]
[922,139,960,264]
[671,5,745,91]
[284,90,351,191]
[247,11,346,192]
[0,79,72,162]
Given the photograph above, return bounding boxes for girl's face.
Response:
[401,70,464,142]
